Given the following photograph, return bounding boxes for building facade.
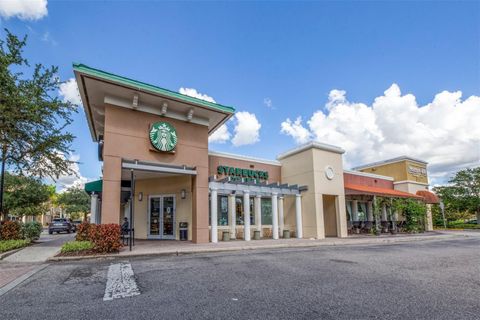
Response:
[77,64,437,244]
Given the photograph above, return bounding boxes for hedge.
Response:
[0,239,30,253]
[61,241,94,253]
[75,222,122,253]
[0,221,23,240]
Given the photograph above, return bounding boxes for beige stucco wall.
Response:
[280,145,347,239]
[133,176,192,240]
[208,155,281,183]
[101,104,210,243]
[394,181,429,194]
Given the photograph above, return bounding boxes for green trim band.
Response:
[73,63,235,114]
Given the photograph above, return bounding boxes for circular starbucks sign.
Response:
[149,122,178,152]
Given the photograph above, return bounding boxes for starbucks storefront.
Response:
[75,63,348,244]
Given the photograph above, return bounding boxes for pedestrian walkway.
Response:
[49,231,465,261]
[3,233,74,263]
[0,232,74,296]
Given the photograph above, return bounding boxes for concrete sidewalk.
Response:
[48,231,467,261]
[3,232,75,263]
[0,232,74,296]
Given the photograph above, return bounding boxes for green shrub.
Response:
[0,221,23,240]
[61,241,94,253]
[22,221,43,240]
[0,239,30,253]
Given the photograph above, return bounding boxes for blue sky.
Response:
[1,0,479,187]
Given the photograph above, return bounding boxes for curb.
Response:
[47,233,463,262]
[0,248,24,261]
[0,264,48,297]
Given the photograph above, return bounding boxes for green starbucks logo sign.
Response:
[149,122,177,152]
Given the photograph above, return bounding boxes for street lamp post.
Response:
[440,201,446,229]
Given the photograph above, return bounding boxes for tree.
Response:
[3,172,54,217]
[0,29,77,220]
[434,167,480,224]
[57,187,90,221]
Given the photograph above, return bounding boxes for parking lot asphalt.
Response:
[0,236,479,320]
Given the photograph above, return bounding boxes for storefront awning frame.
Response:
[122,159,197,175]
[208,177,307,197]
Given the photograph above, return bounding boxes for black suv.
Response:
[48,218,74,234]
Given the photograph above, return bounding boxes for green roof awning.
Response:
[85,179,102,194]
[73,63,236,114]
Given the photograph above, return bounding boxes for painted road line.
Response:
[103,262,140,301]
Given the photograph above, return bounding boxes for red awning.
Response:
[345,183,424,199]
[416,190,440,204]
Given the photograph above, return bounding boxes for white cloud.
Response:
[59,78,81,106]
[281,84,480,184]
[209,124,231,144]
[280,117,311,144]
[232,111,261,147]
[0,0,47,20]
[179,87,216,103]
[55,154,89,192]
[263,97,274,109]
[41,31,57,46]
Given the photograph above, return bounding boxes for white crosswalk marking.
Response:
[103,263,140,301]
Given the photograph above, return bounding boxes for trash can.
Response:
[222,231,230,241]
[283,230,290,239]
[253,230,261,240]
[179,222,188,241]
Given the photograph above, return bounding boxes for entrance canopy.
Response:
[122,159,197,177]
[345,183,423,199]
[85,179,102,194]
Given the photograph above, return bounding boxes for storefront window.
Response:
[218,196,228,226]
[261,198,272,225]
[235,196,254,225]
[208,195,229,226]
[346,201,352,221]
[357,202,367,221]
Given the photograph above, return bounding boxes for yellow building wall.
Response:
[133,176,192,240]
[360,160,428,184]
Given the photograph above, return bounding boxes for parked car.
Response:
[48,218,74,234]
[71,220,83,232]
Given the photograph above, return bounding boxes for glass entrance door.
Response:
[149,195,176,239]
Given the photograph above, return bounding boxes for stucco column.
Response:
[255,195,262,237]
[278,196,284,236]
[101,155,122,224]
[210,188,218,243]
[352,200,358,221]
[272,193,279,240]
[381,203,388,221]
[367,201,373,221]
[90,193,98,224]
[295,194,303,239]
[426,204,433,231]
[228,194,236,240]
[243,191,251,241]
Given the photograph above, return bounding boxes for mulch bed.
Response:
[56,250,120,257]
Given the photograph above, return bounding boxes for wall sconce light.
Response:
[138,192,143,202]
[181,189,186,199]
